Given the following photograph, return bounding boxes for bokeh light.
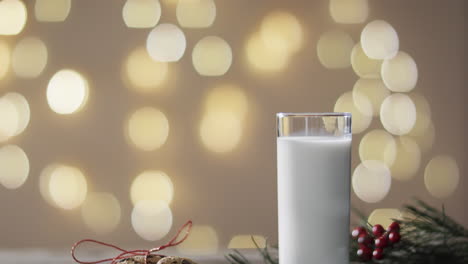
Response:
[199,111,243,153]
[360,20,399,60]
[203,84,248,119]
[410,120,435,153]
[351,42,382,78]
[0,40,10,80]
[0,0,27,35]
[329,0,369,24]
[381,51,418,92]
[352,78,390,116]
[0,145,29,189]
[259,11,303,54]
[380,93,416,135]
[0,93,30,142]
[192,36,232,76]
[390,136,421,181]
[352,160,391,203]
[130,170,174,205]
[176,0,216,28]
[12,37,48,78]
[424,155,459,199]
[123,0,161,28]
[317,30,354,69]
[81,192,121,234]
[126,107,169,151]
[177,225,219,255]
[35,0,71,22]
[131,200,172,241]
[40,164,60,207]
[359,129,396,167]
[368,208,401,227]
[48,164,88,210]
[228,235,267,249]
[245,33,290,73]
[407,93,431,138]
[146,23,186,62]
[334,91,372,134]
[47,69,89,115]
[124,46,169,93]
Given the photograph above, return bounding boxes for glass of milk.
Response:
[276,113,352,264]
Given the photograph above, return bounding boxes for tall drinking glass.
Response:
[276,113,352,264]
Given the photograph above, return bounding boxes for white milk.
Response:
[277,136,351,264]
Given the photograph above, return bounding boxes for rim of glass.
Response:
[277,112,351,118]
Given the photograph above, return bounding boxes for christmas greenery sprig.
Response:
[225,199,468,264]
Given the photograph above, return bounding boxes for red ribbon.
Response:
[71,220,193,264]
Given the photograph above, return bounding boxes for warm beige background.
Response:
[0,0,466,248]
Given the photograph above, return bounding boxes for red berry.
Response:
[372,248,384,260]
[357,246,372,261]
[352,226,367,238]
[375,235,388,248]
[389,231,401,243]
[387,222,400,232]
[357,234,373,245]
[372,224,385,237]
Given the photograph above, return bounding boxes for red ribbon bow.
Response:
[71,220,193,264]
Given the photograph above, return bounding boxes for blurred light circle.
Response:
[409,92,431,117]
[259,10,303,54]
[409,120,435,153]
[407,93,431,137]
[0,96,19,142]
[380,93,416,135]
[424,155,459,199]
[130,170,174,205]
[12,37,48,78]
[228,235,267,249]
[352,78,390,116]
[81,192,121,234]
[131,200,173,241]
[0,40,10,79]
[204,84,248,120]
[352,160,391,203]
[35,0,71,22]
[177,225,219,255]
[360,20,399,59]
[124,46,169,93]
[176,0,216,28]
[146,23,186,62]
[351,42,382,78]
[317,30,354,69]
[334,91,372,134]
[390,136,421,181]
[245,33,289,73]
[329,0,369,24]
[126,107,169,151]
[200,111,243,153]
[40,163,60,207]
[3,92,30,137]
[0,0,27,35]
[359,129,396,167]
[0,145,29,189]
[48,164,88,210]
[47,69,89,114]
[381,51,418,92]
[192,36,232,76]
[368,208,401,227]
[122,0,161,28]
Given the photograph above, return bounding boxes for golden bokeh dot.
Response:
[130,170,174,205]
[409,120,435,153]
[204,84,248,119]
[381,51,418,92]
[0,96,19,142]
[122,0,161,28]
[329,0,369,24]
[126,107,169,151]
[176,0,216,28]
[48,164,88,210]
[360,20,399,60]
[177,225,219,255]
[351,42,382,78]
[352,160,391,203]
[3,92,30,137]
[0,0,27,35]
[260,10,303,54]
[199,111,243,153]
[317,30,354,69]
[0,145,29,189]
[124,46,169,93]
[131,200,173,241]
[81,192,121,234]
[424,155,459,199]
[192,36,232,76]
[0,40,10,79]
[245,33,290,73]
[146,23,186,62]
[368,208,401,227]
[380,93,416,135]
[47,69,89,115]
[352,78,390,116]
[35,0,71,22]
[334,91,372,134]
[390,136,421,181]
[359,129,396,167]
[228,235,267,249]
[12,37,48,78]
